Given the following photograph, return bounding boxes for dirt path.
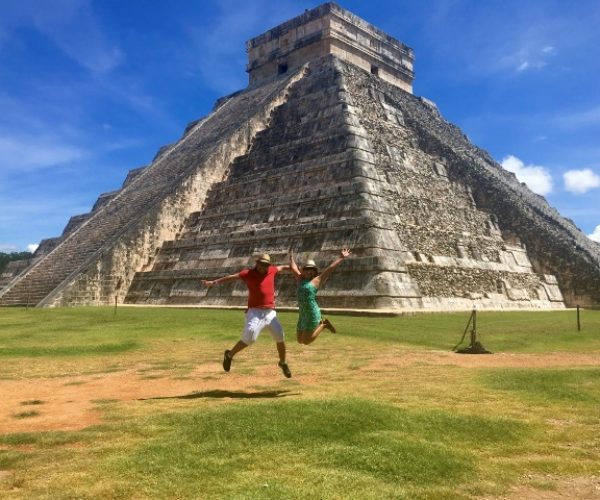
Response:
[487,476,600,500]
[0,361,311,434]
[1,350,598,434]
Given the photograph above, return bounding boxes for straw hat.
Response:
[303,259,318,270]
[255,253,271,264]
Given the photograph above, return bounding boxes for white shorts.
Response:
[241,308,284,345]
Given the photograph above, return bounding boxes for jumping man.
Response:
[202,253,292,378]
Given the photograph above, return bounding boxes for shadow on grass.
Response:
[139,389,299,401]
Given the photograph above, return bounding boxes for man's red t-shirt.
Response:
[239,266,279,309]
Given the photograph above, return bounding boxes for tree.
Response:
[0,252,33,274]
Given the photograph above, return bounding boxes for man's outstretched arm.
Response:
[202,273,241,287]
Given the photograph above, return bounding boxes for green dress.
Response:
[297,279,321,332]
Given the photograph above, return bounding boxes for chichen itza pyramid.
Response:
[1,3,599,310]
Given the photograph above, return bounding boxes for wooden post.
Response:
[471,309,477,346]
[114,277,122,317]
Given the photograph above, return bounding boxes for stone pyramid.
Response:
[2,3,599,310]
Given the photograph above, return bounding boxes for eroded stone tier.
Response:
[125,56,600,310]
[27,168,149,265]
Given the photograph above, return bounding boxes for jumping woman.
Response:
[289,248,352,345]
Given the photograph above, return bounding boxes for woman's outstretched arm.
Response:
[289,251,302,279]
[312,248,352,288]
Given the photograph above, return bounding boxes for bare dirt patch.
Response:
[489,475,600,500]
[0,361,310,434]
[0,349,596,435]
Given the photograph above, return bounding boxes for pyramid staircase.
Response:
[0,69,307,306]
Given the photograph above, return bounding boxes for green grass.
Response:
[1,307,598,357]
[336,310,600,352]
[104,399,530,499]
[481,368,600,404]
[0,431,83,447]
[0,306,599,498]
[0,341,139,357]
[0,450,24,469]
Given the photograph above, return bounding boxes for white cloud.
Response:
[563,168,600,194]
[491,42,555,74]
[0,134,85,171]
[501,155,554,195]
[103,138,143,153]
[589,226,600,242]
[514,57,547,72]
[27,243,39,253]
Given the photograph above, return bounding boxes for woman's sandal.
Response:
[322,318,336,333]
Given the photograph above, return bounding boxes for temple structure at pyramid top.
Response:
[246,2,415,92]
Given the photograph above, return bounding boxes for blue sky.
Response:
[1,0,599,253]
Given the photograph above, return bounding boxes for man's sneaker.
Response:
[278,361,292,378]
[322,318,336,333]
[223,350,233,372]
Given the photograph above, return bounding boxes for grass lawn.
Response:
[0,306,599,499]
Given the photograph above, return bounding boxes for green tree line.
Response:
[0,252,33,274]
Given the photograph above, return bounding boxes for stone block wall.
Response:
[127,57,419,307]
[125,56,579,310]
[0,259,32,291]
